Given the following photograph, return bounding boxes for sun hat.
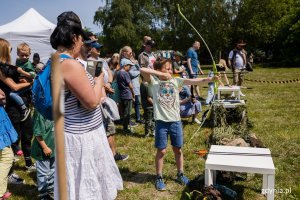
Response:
[120,58,134,67]
[236,39,246,46]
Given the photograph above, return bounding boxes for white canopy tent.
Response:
[0,8,56,64]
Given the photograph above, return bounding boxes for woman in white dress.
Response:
[50,11,123,200]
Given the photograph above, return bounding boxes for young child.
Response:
[15,42,36,77]
[140,78,154,137]
[179,85,202,124]
[7,42,36,122]
[140,58,219,191]
[205,59,230,105]
[117,58,135,134]
[31,110,55,200]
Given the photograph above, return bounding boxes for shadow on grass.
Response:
[115,127,147,138]
[12,164,26,171]
[8,183,39,200]
[12,163,37,184]
[119,167,156,184]
[179,173,246,200]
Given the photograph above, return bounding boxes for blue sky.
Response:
[0,0,105,33]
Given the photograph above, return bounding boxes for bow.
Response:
[178,4,219,144]
[177,4,218,94]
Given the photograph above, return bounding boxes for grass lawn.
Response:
[8,66,300,200]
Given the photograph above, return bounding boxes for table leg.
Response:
[205,168,214,186]
[262,174,267,194]
[213,170,216,184]
[267,174,275,200]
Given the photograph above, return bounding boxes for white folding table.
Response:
[205,145,275,200]
[217,86,241,100]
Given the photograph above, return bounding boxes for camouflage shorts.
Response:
[104,117,116,137]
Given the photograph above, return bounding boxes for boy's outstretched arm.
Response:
[140,67,172,82]
[183,76,220,86]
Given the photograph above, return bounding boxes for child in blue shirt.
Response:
[117,58,135,134]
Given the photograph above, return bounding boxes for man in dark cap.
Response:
[172,51,186,77]
[228,39,247,96]
[138,40,157,69]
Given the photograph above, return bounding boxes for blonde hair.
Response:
[17,42,31,55]
[112,53,119,58]
[218,59,228,69]
[112,53,120,62]
[119,46,132,62]
[0,38,11,64]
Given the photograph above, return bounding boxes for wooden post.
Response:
[51,53,67,200]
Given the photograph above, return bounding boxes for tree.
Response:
[93,0,299,65]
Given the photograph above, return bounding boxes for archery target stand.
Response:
[205,145,275,200]
[217,86,241,100]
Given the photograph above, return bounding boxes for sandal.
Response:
[0,192,12,200]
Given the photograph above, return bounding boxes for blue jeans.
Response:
[205,82,215,104]
[155,120,183,149]
[134,95,141,121]
[9,93,25,110]
[180,101,202,117]
[36,157,55,197]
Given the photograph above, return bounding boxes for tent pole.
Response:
[51,53,67,200]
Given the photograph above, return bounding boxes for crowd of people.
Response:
[0,10,252,200]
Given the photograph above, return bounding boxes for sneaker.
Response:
[0,192,12,200]
[26,163,37,172]
[20,108,31,122]
[176,173,190,186]
[130,121,138,127]
[8,173,25,185]
[114,152,129,161]
[239,92,246,97]
[136,119,145,124]
[155,177,166,191]
[230,92,235,98]
[15,150,23,156]
[124,129,134,135]
[152,130,156,137]
[193,118,202,125]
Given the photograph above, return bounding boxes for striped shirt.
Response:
[64,60,103,134]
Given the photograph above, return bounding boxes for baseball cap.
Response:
[145,40,155,47]
[90,42,103,49]
[173,51,183,57]
[120,58,134,67]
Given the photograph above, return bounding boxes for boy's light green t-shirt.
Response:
[149,75,184,122]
